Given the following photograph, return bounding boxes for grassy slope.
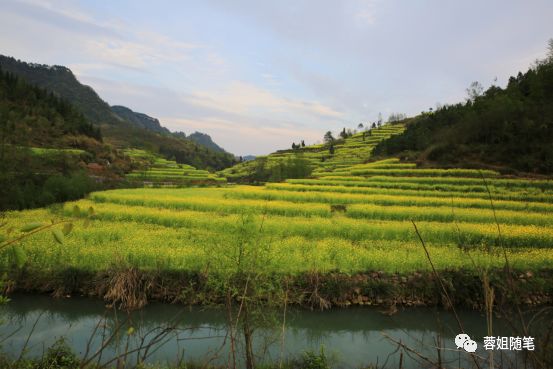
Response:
[219,124,405,181]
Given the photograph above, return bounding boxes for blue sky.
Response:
[1,0,552,155]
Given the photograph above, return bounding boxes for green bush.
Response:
[301,347,330,369]
[39,338,79,369]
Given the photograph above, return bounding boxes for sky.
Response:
[1,0,552,155]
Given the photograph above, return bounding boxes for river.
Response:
[0,294,524,368]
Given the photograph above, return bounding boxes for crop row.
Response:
[5,211,552,273]
[64,200,553,248]
[285,179,546,198]
[229,186,553,212]
[90,192,330,218]
[131,168,209,174]
[265,183,553,205]
[318,175,553,190]
[126,174,224,182]
[90,190,553,227]
[349,168,500,177]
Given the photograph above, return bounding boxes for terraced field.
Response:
[219,124,405,181]
[4,158,553,276]
[3,124,553,296]
[124,149,226,186]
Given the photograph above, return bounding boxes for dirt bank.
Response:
[5,267,553,311]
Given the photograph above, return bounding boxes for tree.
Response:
[371,122,376,129]
[205,213,279,369]
[358,123,364,129]
[388,113,406,123]
[466,81,484,102]
[252,157,268,183]
[329,144,335,155]
[301,140,305,147]
[286,153,311,178]
[339,128,347,139]
[323,131,334,144]
[547,38,553,63]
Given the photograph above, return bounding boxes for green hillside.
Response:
[124,149,226,186]
[0,67,114,210]
[220,123,405,182]
[374,53,553,174]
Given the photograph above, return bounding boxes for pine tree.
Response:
[323,131,334,144]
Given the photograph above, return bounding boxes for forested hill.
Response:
[0,55,120,125]
[373,53,553,174]
[0,54,236,170]
[0,67,122,210]
[0,67,101,147]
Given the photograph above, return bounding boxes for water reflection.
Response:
[0,294,518,368]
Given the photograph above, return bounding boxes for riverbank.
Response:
[6,267,553,310]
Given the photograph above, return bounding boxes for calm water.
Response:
[0,294,518,368]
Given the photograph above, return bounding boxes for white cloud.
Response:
[184,81,343,120]
[161,116,323,155]
[76,76,340,155]
[85,40,154,69]
[4,0,552,156]
[352,0,379,26]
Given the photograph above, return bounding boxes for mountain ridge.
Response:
[188,131,227,153]
[0,55,121,125]
[0,54,236,170]
[111,105,170,135]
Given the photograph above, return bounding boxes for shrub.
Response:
[39,338,79,369]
